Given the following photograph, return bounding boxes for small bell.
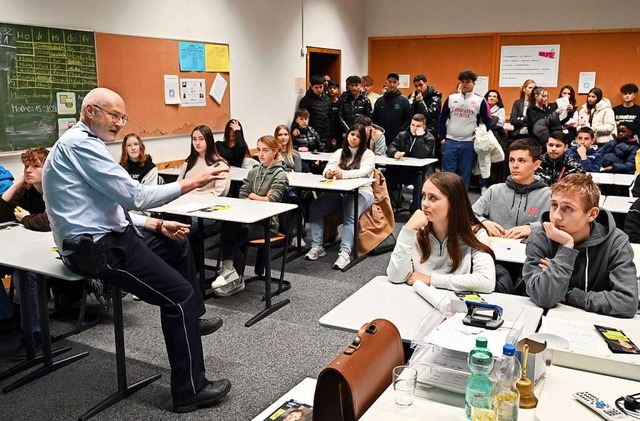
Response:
[516,344,538,409]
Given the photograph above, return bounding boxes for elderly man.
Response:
[42,88,231,413]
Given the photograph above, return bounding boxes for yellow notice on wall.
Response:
[205,44,230,72]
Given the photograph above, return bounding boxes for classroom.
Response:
[1,1,640,420]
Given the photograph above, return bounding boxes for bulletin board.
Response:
[369,29,640,113]
[95,33,230,139]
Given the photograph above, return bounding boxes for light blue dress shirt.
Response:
[43,122,181,250]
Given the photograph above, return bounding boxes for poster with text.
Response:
[499,45,560,88]
[180,78,207,107]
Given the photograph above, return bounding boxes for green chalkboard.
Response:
[0,23,97,152]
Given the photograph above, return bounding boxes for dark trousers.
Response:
[68,228,208,401]
[220,222,264,270]
[385,167,425,213]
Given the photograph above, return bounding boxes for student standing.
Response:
[373,72,412,146]
[578,87,617,145]
[508,79,536,141]
[305,124,375,270]
[407,74,442,141]
[338,75,372,136]
[523,173,637,318]
[613,83,640,125]
[295,75,332,149]
[119,133,158,185]
[361,75,380,111]
[387,172,496,292]
[438,70,492,188]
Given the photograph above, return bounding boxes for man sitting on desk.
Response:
[42,88,232,412]
[523,173,638,318]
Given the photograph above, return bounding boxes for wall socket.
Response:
[300,47,307,57]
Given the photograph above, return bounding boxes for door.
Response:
[306,47,341,88]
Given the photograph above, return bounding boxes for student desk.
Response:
[157,166,181,183]
[0,228,89,393]
[319,275,544,342]
[540,303,640,381]
[299,151,438,171]
[251,377,316,421]
[287,172,375,271]
[152,195,297,326]
[602,194,635,213]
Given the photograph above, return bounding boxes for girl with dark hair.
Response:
[484,90,508,185]
[216,119,248,167]
[578,87,617,144]
[387,172,496,292]
[177,125,230,196]
[305,124,375,269]
[549,85,579,141]
[119,133,158,185]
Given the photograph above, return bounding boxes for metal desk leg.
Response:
[3,275,88,393]
[77,286,161,420]
[245,219,290,327]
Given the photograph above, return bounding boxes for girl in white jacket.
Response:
[387,172,496,292]
[578,87,617,144]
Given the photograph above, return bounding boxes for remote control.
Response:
[573,392,631,420]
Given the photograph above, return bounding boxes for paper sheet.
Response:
[205,44,230,72]
[209,73,227,105]
[179,42,205,71]
[180,78,207,107]
[578,71,596,94]
[164,75,180,105]
[539,317,610,356]
[474,76,489,97]
[555,96,569,120]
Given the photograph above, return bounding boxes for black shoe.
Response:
[173,379,231,413]
[199,317,223,336]
[11,332,43,361]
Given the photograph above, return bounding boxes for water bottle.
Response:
[493,344,521,421]
[465,337,494,420]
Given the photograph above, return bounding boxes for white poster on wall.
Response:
[578,72,596,94]
[180,78,207,107]
[474,76,489,97]
[499,45,560,88]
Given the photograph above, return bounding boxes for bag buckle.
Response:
[343,335,361,355]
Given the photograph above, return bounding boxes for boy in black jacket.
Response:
[385,113,435,212]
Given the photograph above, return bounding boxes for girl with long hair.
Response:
[578,87,617,144]
[508,79,536,141]
[305,124,375,270]
[387,172,496,292]
[177,125,230,196]
[119,133,158,185]
[212,135,289,297]
[550,85,579,141]
[216,119,248,167]
[274,124,302,172]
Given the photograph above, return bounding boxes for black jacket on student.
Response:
[624,197,640,243]
[338,91,372,134]
[373,90,412,146]
[386,128,435,159]
[295,89,332,141]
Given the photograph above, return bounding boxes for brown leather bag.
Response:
[313,319,404,421]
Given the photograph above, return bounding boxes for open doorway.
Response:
[306,47,341,88]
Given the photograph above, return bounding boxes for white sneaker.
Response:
[305,245,326,261]
[211,267,240,289]
[291,237,307,248]
[333,250,351,270]
[213,277,245,298]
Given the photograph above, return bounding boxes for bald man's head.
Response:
[80,88,127,142]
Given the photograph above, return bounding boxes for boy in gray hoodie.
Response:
[523,173,638,318]
[473,139,550,239]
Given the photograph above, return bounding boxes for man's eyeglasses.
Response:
[92,104,129,125]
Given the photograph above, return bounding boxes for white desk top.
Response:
[602,195,635,213]
[153,195,297,224]
[535,365,639,420]
[614,173,636,187]
[319,276,543,342]
[229,166,248,182]
[588,172,615,185]
[299,151,333,162]
[288,172,374,192]
[251,377,316,421]
[0,227,82,281]
[487,237,528,264]
[374,156,438,168]
[541,304,640,377]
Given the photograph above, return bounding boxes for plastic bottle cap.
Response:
[476,337,488,348]
[503,344,516,356]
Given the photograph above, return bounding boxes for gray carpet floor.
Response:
[0,190,481,420]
